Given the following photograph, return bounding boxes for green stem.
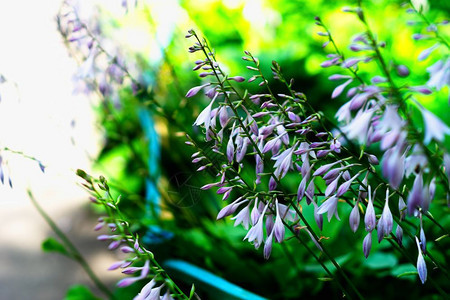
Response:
[27,190,115,299]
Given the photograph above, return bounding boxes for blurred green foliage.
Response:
[90,0,449,298]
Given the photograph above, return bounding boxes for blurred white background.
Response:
[0,1,118,298]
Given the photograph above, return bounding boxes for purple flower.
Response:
[342,109,375,144]
[273,199,285,243]
[332,79,353,98]
[419,106,450,144]
[396,65,410,77]
[244,203,269,249]
[363,232,372,258]
[231,205,251,229]
[426,58,450,90]
[377,189,393,242]
[364,187,376,232]
[382,148,405,189]
[185,83,210,98]
[417,43,439,61]
[349,202,360,233]
[272,146,295,179]
[193,93,218,132]
[407,172,424,216]
[317,195,340,222]
[415,237,427,284]
[263,230,274,260]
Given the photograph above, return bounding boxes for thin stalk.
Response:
[28,190,115,299]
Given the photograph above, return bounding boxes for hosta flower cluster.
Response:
[185,2,449,290]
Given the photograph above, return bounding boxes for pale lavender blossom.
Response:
[273,199,285,243]
[244,203,269,248]
[426,58,450,90]
[419,106,450,144]
[317,195,340,222]
[342,108,375,144]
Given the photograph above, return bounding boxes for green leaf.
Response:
[435,234,448,242]
[317,277,334,282]
[189,283,196,299]
[363,252,398,270]
[397,271,419,278]
[41,237,69,257]
[64,285,101,300]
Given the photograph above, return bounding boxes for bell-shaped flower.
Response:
[193,93,218,132]
[244,203,269,249]
[273,199,285,243]
[407,172,425,216]
[272,146,295,179]
[317,195,340,222]
[382,147,405,189]
[231,204,251,229]
[419,106,450,144]
[341,108,375,144]
[426,58,450,90]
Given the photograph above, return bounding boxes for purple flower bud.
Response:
[418,43,439,61]
[332,79,353,98]
[226,136,235,163]
[263,231,274,260]
[377,189,393,242]
[409,86,432,95]
[420,225,426,254]
[363,232,372,258]
[306,180,315,205]
[228,76,245,82]
[269,177,277,191]
[312,201,323,231]
[396,65,410,77]
[313,161,340,176]
[217,198,242,220]
[320,57,340,68]
[185,83,210,98]
[342,57,361,68]
[367,154,379,165]
[364,187,376,232]
[349,203,360,233]
[274,200,285,243]
[329,74,352,81]
[415,237,427,284]
[371,76,387,84]
[325,175,341,197]
[117,277,141,288]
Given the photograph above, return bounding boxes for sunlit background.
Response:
[0,0,448,299]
